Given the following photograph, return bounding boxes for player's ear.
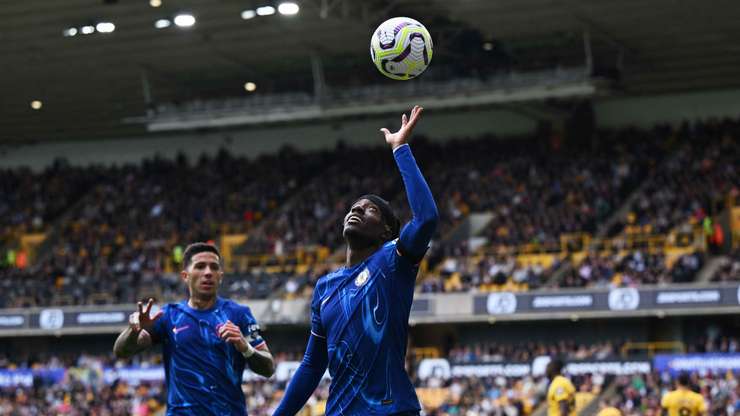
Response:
[180,269,188,282]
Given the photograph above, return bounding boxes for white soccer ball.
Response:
[370,17,433,80]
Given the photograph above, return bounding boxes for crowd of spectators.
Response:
[445,335,740,364]
[3,332,738,415]
[712,250,740,283]
[416,374,544,415]
[610,334,740,415]
[0,341,610,416]
[418,246,707,293]
[687,335,740,355]
[0,267,323,308]
[448,340,620,364]
[612,371,739,416]
[420,372,604,416]
[0,117,738,307]
[0,161,96,246]
[0,351,164,416]
[0,149,329,307]
[419,252,557,293]
[558,250,703,288]
[236,126,670,258]
[0,352,604,415]
[479,127,665,249]
[613,119,739,238]
[237,142,404,256]
[41,147,323,272]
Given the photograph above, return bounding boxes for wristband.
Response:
[241,339,256,358]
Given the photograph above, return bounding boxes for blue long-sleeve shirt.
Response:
[274,144,438,415]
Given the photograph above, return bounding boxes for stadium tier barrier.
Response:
[0,282,738,336]
[4,353,740,389]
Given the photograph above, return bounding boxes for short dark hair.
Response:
[183,242,221,268]
[353,194,400,241]
[677,371,691,386]
[547,358,565,375]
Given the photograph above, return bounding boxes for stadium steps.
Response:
[541,143,688,287]
[592,136,691,243]
[538,171,653,286]
[579,377,619,416]
[544,260,574,287]
[591,141,686,242]
[232,162,337,257]
[531,398,548,416]
[592,179,650,241]
[457,212,495,244]
[696,255,730,283]
[30,188,96,269]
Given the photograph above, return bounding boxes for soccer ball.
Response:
[370,17,433,80]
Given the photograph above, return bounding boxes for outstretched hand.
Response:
[129,298,163,334]
[380,105,423,150]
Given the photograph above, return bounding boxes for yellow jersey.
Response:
[661,388,707,416]
[596,407,622,416]
[574,391,595,413]
[547,375,576,416]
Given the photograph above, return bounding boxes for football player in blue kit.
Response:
[113,242,275,415]
[274,105,439,416]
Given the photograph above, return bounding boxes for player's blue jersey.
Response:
[311,239,421,415]
[151,297,265,415]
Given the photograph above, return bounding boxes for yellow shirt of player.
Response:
[547,375,576,416]
[596,406,622,416]
[661,388,707,416]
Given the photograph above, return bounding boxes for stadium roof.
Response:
[2,0,739,143]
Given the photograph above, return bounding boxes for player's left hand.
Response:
[380,105,423,150]
[217,320,253,355]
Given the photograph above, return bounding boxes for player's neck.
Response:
[345,245,379,267]
[188,295,217,310]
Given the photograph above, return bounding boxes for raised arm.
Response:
[381,106,439,262]
[114,298,163,359]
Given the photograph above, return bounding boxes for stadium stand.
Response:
[711,249,740,283]
[1,117,738,307]
[612,120,739,238]
[611,371,739,415]
[14,335,737,415]
[0,339,625,415]
[3,1,740,415]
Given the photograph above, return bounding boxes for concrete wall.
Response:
[4,88,740,171]
[595,88,740,128]
[0,107,534,171]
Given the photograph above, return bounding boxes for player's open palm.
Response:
[380,105,423,150]
[129,298,163,333]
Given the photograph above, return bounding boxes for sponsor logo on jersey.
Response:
[172,325,191,334]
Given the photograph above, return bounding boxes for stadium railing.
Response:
[143,68,595,131]
[620,341,685,357]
